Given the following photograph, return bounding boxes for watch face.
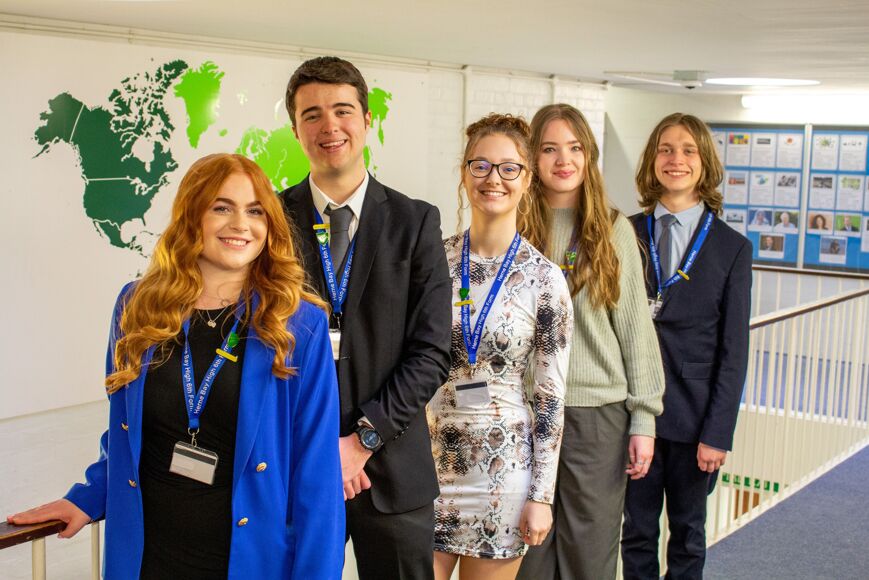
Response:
[361,429,381,449]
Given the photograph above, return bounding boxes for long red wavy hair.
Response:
[106,153,324,393]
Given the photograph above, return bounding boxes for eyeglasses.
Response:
[466,160,525,181]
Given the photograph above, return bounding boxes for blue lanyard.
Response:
[460,230,521,368]
[181,306,243,432]
[646,211,714,297]
[313,209,356,317]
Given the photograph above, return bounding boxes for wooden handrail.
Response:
[750,286,869,329]
[0,520,65,550]
[752,264,869,280]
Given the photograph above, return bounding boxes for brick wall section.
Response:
[425,69,465,234]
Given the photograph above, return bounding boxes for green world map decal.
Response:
[34,59,391,255]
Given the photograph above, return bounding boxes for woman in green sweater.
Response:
[516,104,665,580]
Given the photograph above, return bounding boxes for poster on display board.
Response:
[804,127,869,273]
[711,124,805,266]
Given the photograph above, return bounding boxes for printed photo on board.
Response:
[819,235,847,265]
[758,233,785,260]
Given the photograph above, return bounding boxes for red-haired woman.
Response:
[8,154,344,579]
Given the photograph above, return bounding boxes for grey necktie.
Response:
[325,205,353,270]
[657,213,677,281]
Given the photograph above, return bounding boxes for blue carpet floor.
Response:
[705,445,869,579]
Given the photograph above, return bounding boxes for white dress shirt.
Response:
[309,172,370,242]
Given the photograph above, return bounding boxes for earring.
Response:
[517,195,530,217]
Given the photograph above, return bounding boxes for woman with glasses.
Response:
[517,104,664,580]
[427,114,572,580]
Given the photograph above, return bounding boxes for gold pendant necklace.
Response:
[202,305,230,328]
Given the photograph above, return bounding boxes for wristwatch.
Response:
[355,423,383,452]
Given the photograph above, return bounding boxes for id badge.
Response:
[169,441,218,485]
[454,378,491,408]
[648,297,663,319]
[329,330,341,360]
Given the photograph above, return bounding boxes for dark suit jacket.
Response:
[631,209,752,451]
[282,176,452,513]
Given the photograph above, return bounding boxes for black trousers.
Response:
[346,489,435,580]
[621,439,713,580]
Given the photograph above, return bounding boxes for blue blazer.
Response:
[631,210,752,450]
[65,285,344,579]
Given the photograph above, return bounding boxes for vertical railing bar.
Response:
[31,537,46,580]
[778,317,798,495]
[829,303,843,432]
[844,298,863,451]
[810,308,828,477]
[838,300,852,454]
[799,309,819,484]
[771,320,786,503]
[91,521,101,580]
[791,312,809,485]
[744,325,767,521]
[827,303,844,467]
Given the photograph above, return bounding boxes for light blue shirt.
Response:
[654,202,705,279]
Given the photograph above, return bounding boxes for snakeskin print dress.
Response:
[427,233,573,559]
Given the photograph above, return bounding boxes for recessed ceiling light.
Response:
[706,77,820,87]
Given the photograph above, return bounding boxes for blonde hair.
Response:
[457,113,532,231]
[636,113,724,216]
[106,153,324,393]
[518,104,621,309]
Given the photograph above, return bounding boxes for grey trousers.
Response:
[517,402,630,580]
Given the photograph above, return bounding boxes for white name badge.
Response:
[648,297,663,319]
[169,441,218,485]
[454,379,491,408]
[329,330,341,360]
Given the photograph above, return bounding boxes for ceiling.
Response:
[3,0,869,94]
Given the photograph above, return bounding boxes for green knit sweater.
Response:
[548,208,664,437]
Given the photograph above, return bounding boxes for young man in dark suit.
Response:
[280,56,452,580]
[622,113,752,580]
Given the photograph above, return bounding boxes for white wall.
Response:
[0,22,605,419]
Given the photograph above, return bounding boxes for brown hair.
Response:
[635,113,724,215]
[285,56,369,125]
[106,154,324,393]
[518,104,621,309]
[457,113,532,230]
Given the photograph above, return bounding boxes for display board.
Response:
[711,123,869,274]
[804,127,869,272]
[712,124,805,267]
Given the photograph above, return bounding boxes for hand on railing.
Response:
[7,499,90,539]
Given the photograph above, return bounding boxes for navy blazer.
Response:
[65,285,344,579]
[282,175,452,514]
[631,209,752,450]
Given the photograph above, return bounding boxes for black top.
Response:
[139,307,247,580]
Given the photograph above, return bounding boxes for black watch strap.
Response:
[355,424,383,452]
